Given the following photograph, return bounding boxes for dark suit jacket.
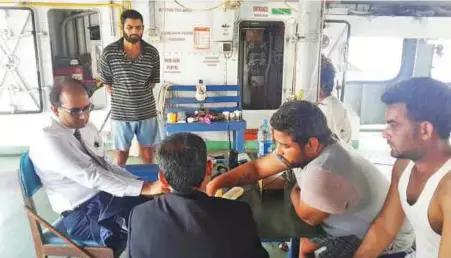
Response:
[127,190,269,258]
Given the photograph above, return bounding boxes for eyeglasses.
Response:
[59,103,94,116]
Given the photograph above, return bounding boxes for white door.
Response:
[0,7,42,114]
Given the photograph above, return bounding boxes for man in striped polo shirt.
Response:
[100,9,160,165]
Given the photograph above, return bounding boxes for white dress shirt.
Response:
[29,116,143,214]
[318,95,353,144]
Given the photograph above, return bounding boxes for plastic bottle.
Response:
[258,119,273,157]
[195,79,207,102]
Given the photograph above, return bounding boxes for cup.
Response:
[167,113,177,123]
[222,111,230,121]
[234,110,242,120]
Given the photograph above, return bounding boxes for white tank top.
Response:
[398,159,451,258]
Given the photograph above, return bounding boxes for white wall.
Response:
[2,1,451,153]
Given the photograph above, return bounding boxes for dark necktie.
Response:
[74,129,110,170]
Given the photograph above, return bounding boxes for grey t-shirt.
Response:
[294,142,413,250]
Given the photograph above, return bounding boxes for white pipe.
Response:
[61,11,96,56]
[295,0,324,102]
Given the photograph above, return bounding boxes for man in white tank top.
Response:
[355,77,451,258]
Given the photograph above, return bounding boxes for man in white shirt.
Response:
[318,55,356,145]
[29,78,167,255]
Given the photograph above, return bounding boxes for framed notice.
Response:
[194,27,210,50]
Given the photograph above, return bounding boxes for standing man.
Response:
[100,9,160,165]
[354,77,451,258]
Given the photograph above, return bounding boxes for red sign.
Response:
[253,6,268,12]
[164,57,181,73]
[253,5,269,17]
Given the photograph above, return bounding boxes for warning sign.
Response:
[203,56,221,67]
[252,5,269,17]
[163,31,193,42]
[271,8,292,15]
[194,27,211,50]
[164,57,181,74]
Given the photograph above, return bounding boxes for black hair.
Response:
[381,77,451,140]
[120,9,143,26]
[270,100,333,145]
[320,54,336,96]
[157,133,207,193]
[49,78,88,106]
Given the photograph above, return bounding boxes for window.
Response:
[346,37,403,81]
[0,8,43,114]
[430,39,451,82]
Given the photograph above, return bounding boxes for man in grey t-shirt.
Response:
[207,100,414,257]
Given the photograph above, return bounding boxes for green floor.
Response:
[0,152,289,258]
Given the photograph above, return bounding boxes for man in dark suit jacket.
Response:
[127,132,269,258]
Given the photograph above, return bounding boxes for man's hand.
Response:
[206,153,287,196]
[141,181,170,196]
[206,181,219,197]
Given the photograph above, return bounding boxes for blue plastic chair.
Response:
[18,152,114,258]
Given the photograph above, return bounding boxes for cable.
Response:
[284,0,298,13]
[173,0,224,12]
[155,82,175,121]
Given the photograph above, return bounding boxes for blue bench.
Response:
[164,85,246,153]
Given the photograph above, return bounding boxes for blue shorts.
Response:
[113,117,161,151]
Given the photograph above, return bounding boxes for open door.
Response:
[238,21,285,110]
[0,8,43,114]
[47,9,106,110]
[322,20,351,101]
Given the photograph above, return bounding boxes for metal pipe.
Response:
[74,19,79,55]
[149,0,157,30]
[0,1,121,8]
[264,31,273,108]
[324,19,351,102]
[61,11,96,56]
[294,0,324,102]
[82,15,87,53]
[110,1,116,37]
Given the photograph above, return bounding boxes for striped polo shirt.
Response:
[100,38,160,121]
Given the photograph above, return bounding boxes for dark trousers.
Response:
[289,238,411,258]
[62,192,148,256]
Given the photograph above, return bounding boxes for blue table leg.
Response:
[232,130,237,150]
[235,129,245,153]
[288,238,300,258]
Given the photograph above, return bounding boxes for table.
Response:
[236,183,322,240]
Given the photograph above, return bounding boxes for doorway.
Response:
[238,21,285,110]
[47,9,105,109]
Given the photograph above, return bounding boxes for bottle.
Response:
[258,119,272,157]
[195,79,207,102]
